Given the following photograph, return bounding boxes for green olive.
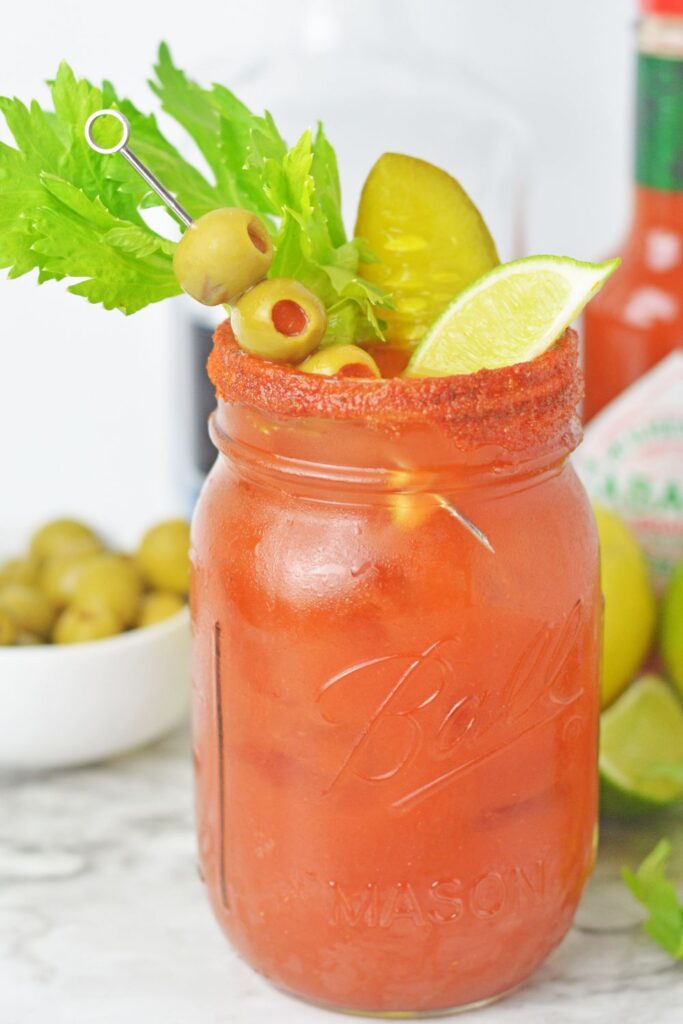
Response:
[136,520,190,595]
[40,551,100,608]
[53,606,124,645]
[173,208,273,306]
[0,584,56,639]
[231,278,328,362]
[30,519,101,563]
[16,631,42,646]
[72,554,143,627]
[0,557,39,587]
[298,344,382,379]
[0,610,18,646]
[137,591,185,628]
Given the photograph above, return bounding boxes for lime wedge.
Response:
[404,255,619,377]
[600,675,683,818]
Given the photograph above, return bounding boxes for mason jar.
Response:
[191,323,600,1016]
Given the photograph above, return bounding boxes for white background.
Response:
[0,0,636,547]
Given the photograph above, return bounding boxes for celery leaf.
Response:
[623,839,683,959]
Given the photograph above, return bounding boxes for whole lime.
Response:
[594,505,656,708]
[661,561,683,695]
[136,520,190,596]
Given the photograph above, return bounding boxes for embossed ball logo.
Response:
[316,602,586,812]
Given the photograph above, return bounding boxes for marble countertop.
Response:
[2,729,682,1024]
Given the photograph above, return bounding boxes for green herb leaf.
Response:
[311,123,346,249]
[36,177,178,312]
[150,43,286,218]
[141,44,391,337]
[0,62,181,311]
[102,88,221,218]
[0,43,391,334]
[623,839,683,958]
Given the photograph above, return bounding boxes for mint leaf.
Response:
[623,839,683,958]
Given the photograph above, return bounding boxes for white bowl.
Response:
[0,608,191,770]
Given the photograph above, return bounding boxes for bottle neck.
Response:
[635,16,683,194]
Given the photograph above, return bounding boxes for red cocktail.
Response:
[191,324,600,1015]
[0,50,607,1016]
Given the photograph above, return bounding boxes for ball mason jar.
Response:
[191,324,600,1016]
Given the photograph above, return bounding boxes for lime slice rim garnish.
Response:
[405,254,620,378]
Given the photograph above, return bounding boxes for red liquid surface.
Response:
[583,187,683,420]
[191,329,600,1014]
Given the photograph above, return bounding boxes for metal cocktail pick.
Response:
[84,110,494,554]
[84,109,193,228]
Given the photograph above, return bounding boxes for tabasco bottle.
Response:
[578,0,683,587]
[583,0,683,420]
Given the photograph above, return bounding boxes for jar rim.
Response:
[208,323,583,452]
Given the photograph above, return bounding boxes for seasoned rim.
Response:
[208,322,583,449]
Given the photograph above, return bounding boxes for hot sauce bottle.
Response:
[578,0,683,586]
[583,0,683,420]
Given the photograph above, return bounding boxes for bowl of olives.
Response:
[0,518,191,770]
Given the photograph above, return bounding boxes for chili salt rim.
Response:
[208,323,583,450]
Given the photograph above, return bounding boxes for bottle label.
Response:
[636,53,683,191]
[575,351,683,590]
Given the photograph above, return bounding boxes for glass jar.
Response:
[191,325,600,1016]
